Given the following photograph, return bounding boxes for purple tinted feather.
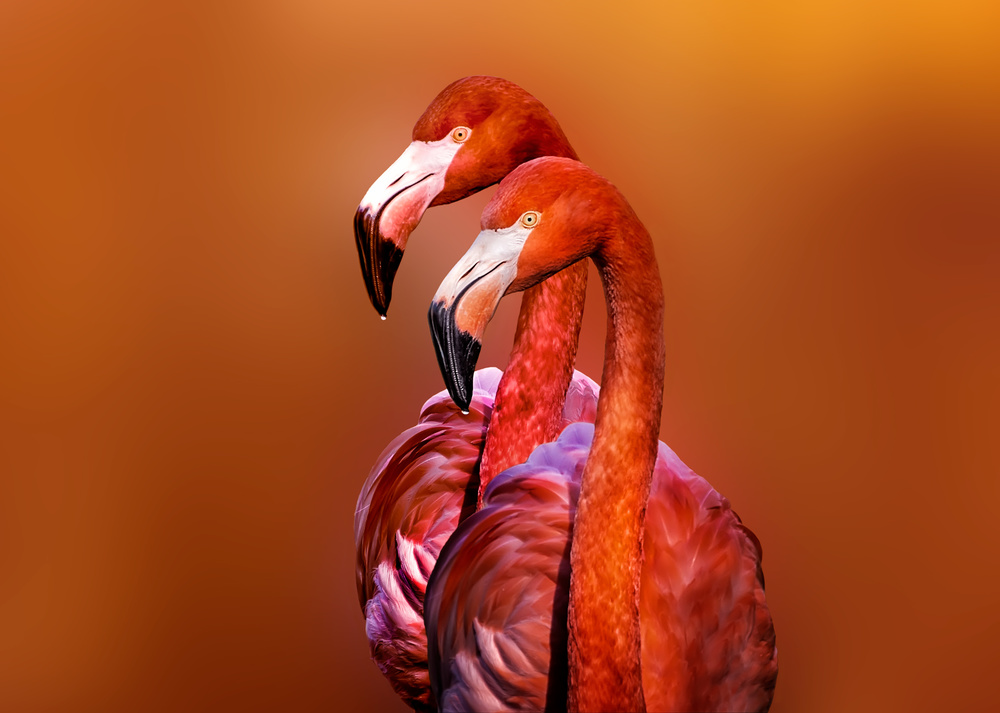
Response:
[426,426,777,712]
[355,369,600,710]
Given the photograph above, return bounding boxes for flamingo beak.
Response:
[428,299,482,413]
[353,194,408,317]
[354,138,464,316]
[428,226,527,410]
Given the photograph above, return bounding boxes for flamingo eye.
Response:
[451,126,471,143]
[520,211,540,229]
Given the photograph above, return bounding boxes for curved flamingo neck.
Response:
[567,210,665,713]
[473,116,582,506]
[478,260,587,506]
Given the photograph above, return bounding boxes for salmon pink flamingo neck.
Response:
[430,157,665,711]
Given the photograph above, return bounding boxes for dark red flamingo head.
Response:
[428,157,628,409]
[354,76,577,316]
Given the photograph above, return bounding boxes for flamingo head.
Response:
[429,157,623,410]
[354,76,576,316]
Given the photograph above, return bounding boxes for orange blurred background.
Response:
[2,1,998,711]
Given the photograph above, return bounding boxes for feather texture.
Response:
[425,422,778,712]
[354,368,599,710]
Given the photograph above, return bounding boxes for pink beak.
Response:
[354,138,463,316]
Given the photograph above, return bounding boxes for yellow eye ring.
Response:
[520,211,540,229]
[451,126,471,143]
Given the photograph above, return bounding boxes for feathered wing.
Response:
[425,422,777,713]
[639,443,778,712]
[425,425,593,713]
[355,370,496,711]
[354,368,598,711]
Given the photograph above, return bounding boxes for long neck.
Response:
[567,213,665,713]
[478,260,588,505]
[477,126,583,505]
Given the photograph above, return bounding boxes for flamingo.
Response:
[425,157,778,712]
[352,77,600,710]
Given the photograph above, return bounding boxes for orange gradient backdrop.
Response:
[1,2,998,711]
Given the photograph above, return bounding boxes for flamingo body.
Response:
[355,368,599,710]
[352,77,591,708]
[425,422,777,712]
[355,81,778,710]
[426,157,778,711]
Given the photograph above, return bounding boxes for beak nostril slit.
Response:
[459,262,479,282]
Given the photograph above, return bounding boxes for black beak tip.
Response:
[354,206,404,318]
[452,387,472,415]
[371,287,390,319]
[428,300,480,413]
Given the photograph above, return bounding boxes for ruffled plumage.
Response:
[354,368,599,710]
[425,422,778,712]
